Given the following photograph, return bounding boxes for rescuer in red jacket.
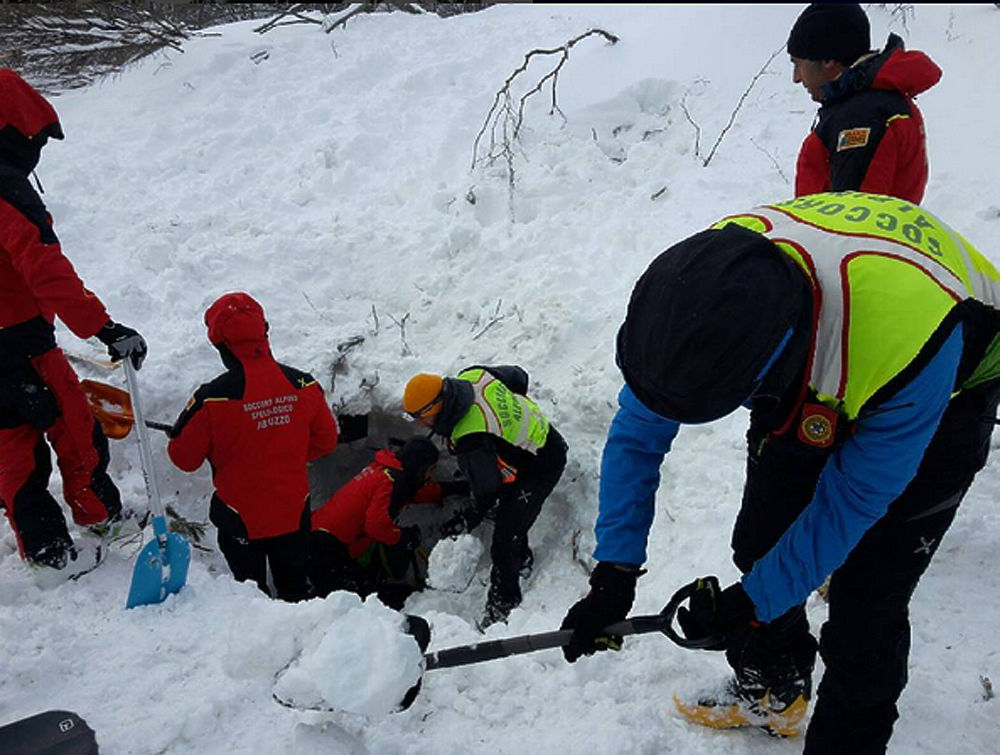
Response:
[311,437,468,606]
[788,4,941,203]
[0,68,147,571]
[168,292,338,601]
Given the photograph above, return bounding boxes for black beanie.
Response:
[787,3,870,65]
[616,224,806,424]
[398,437,439,476]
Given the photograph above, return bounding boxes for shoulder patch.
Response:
[279,363,318,391]
[836,127,871,151]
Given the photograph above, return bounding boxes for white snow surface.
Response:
[426,534,483,592]
[1,4,999,753]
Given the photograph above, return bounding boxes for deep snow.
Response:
[1,4,998,753]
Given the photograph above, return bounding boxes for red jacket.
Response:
[168,294,338,539]
[0,69,108,347]
[312,448,441,558]
[795,35,941,204]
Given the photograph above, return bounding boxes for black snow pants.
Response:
[212,495,313,602]
[733,380,1000,754]
[487,427,567,613]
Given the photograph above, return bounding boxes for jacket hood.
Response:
[616,224,807,424]
[377,439,439,478]
[0,68,64,174]
[205,292,271,360]
[823,35,940,103]
[375,448,403,470]
[431,378,474,436]
[871,43,941,97]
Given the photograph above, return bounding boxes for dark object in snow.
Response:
[0,709,99,754]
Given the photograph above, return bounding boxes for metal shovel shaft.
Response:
[424,614,671,670]
[422,584,722,671]
[123,361,167,525]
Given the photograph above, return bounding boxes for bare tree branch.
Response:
[750,136,790,184]
[387,312,412,356]
[702,45,782,167]
[472,298,506,340]
[469,27,618,222]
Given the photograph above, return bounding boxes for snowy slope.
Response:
[2,4,999,753]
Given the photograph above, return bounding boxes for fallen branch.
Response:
[387,312,412,356]
[702,45,782,167]
[750,136,790,184]
[470,27,618,220]
[472,298,506,340]
[679,93,702,158]
[254,4,322,34]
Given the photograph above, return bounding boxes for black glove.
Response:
[560,562,641,663]
[397,525,421,552]
[439,512,469,538]
[96,320,147,369]
[675,576,757,651]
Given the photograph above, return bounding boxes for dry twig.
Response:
[387,312,412,356]
[472,299,506,340]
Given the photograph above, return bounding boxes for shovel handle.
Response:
[123,361,167,527]
[423,583,723,671]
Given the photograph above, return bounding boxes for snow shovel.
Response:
[394,581,716,710]
[422,581,713,671]
[80,378,172,438]
[123,360,190,608]
[274,585,715,714]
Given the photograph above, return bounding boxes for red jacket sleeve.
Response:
[0,196,108,338]
[364,471,402,545]
[305,384,338,462]
[167,400,212,473]
[794,132,831,197]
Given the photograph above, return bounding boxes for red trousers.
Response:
[0,347,120,560]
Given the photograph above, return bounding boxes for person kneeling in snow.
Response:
[311,437,468,609]
[403,366,567,629]
[167,293,338,601]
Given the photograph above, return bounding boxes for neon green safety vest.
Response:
[712,191,1000,419]
[450,368,550,453]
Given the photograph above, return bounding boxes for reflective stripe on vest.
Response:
[712,191,1000,418]
[450,368,550,453]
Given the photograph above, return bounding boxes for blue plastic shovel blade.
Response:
[126,531,191,609]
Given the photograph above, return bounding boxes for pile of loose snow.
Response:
[272,593,423,717]
[426,534,484,592]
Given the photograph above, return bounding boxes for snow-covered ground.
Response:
[2,4,999,753]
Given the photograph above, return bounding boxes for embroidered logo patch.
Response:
[837,127,871,151]
[797,403,839,448]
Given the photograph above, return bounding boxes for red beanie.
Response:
[204,292,269,346]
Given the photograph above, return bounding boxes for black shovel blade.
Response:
[397,615,431,711]
[0,710,98,755]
